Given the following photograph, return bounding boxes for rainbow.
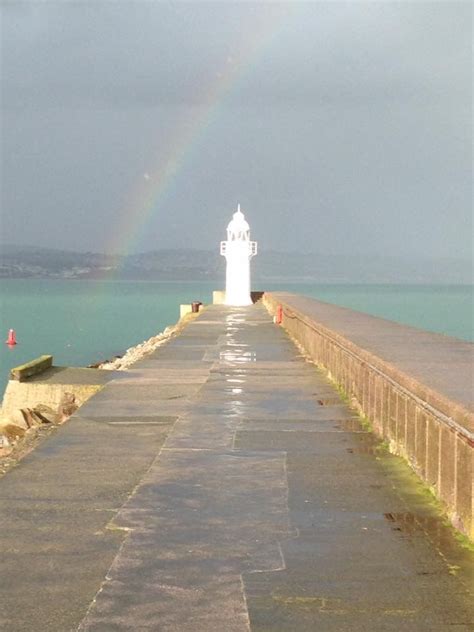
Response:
[106,5,294,269]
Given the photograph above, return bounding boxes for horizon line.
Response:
[0,243,472,264]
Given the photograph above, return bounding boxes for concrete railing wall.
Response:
[263,292,473,539]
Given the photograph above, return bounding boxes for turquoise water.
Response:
[0,280,216,394]
[265,282,474,341]
[0,280,472,394]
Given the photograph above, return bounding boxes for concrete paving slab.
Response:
[0,302,472,631]
[122,368,210,384]
[236,418,367,433]
[82,415,178,427]
[131,359,212,370]
[79,447,291,631]
[77,398,192,418]
[0,417,175,631]
[25,366,121,385]
[88,383,201,401]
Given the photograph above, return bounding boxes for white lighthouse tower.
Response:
[220,205,257,306]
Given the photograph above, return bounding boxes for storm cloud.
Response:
[1,1,471,260]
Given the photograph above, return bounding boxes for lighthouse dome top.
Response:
[227,204,250,241]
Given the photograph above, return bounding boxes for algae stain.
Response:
[447,564,461,576]
[311,359,473,555]
[454,535,474,553]
[272,595,417,617]
[285,325,474,566]
[106,522,133,533]
[383,609,417,617]
[272,595,347,614]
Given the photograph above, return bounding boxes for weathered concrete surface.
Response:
[24,367,119,385]
[0,304,473,631]
[264,292,474,539]
[10,355,53,381]
[1,367,120,420]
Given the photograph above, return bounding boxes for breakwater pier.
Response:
[0,297,472,630]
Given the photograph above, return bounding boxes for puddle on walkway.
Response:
[225,315,247,326]
[383,510,473,584]
[384,511,463,547]
[219,351,257,363]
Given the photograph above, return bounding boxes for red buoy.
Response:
[275,305,283,325]
[6,329,17,346]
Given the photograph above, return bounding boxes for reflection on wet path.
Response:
[78,303,472,631]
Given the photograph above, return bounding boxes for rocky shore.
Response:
[98,313,192,370]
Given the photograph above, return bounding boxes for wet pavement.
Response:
[0,304,473,631]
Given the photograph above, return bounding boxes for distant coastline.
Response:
[1,245,471,284]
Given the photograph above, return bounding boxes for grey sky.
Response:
[1,1,472,258]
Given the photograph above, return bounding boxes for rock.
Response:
[20,408,43,428]
[9,409,29,430]
[34,404,60,424]
[87,361,102,369]
[0,434,11,448]
[20,407,56,428]
[96,320,180,372]
[0,435,13,457]
[1,424,26,442]
[58,392,78,422]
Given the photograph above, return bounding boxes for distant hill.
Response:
[0,244,471,284]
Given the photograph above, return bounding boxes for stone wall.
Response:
[263,292,473,539]
[2,381,102,418]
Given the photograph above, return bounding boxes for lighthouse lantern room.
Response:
[220,205,257,306]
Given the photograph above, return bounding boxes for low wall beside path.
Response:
[263,292,474,539]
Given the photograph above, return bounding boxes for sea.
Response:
[0,280,472,395]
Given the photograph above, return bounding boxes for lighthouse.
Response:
[220,205,257,306]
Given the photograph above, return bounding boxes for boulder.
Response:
[20,408,46,428]
[34,404,60,424]
[8,409,30,430]
[58,392,78,422]
[0,434,13,457]
[1,424,26,442]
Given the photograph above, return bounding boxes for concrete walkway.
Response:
[0,304,472,631]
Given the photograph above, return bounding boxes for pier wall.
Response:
[263,292,473,539]
[2,381,101,419]
[1,364,114,429]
